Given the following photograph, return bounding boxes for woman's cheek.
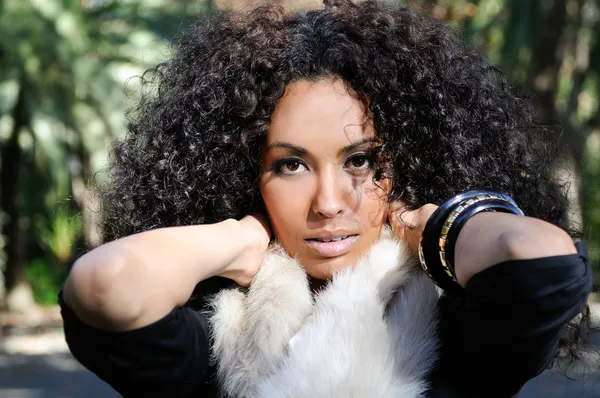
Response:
[263,179,310,237]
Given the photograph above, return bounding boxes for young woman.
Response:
[60,1,594,397]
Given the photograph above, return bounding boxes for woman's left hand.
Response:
[388,203,438,255]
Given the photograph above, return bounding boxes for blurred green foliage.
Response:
[583,132,600,283]
[25,258,69,305]
[0,0,208,307]
[0,0,599,307]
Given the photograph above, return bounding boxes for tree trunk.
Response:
[528,0,566,121]
[0,83,34,311]
[528,0,584,230]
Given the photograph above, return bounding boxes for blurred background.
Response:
[0,0,599,397]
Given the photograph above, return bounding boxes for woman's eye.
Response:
[275,159,308,175]
[345,154,372,170]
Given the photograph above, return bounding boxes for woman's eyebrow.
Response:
[264,137,376,156]
[264,142,307,154]
[338,138,377,156]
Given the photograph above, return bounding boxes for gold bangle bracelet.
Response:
[418,235,434,280]
[438,193,506,281]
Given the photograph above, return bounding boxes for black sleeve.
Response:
[446,242,593,397]
[59,290,216,397]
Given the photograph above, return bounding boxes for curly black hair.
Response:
[102,0,593,369]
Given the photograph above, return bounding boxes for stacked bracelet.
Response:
[418,189,524,295]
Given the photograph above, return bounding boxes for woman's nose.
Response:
[311,169,349,219]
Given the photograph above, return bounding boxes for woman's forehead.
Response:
[266,78,374,148]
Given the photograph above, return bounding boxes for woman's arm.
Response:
[453,211,577,286]
[389,204,577,286]
[391,203,592,396]
[63,215,270,331]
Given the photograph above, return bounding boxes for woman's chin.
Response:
[300,252,361,280]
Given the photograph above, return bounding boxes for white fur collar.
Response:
[208,233,440,397]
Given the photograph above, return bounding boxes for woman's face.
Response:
[260,77,390,280]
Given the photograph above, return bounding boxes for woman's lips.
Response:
[304,235,358,258]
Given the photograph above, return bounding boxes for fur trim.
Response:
[208,235,440,397]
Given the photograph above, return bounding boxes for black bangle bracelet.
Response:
[418,189,522,295]
[444,199,524,276]
[419,191,486,296]
[419,233,465,296]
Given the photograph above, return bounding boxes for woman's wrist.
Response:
[212,219,249,280]
[218,216,270,286]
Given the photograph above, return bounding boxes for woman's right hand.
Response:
[219,213,272,286]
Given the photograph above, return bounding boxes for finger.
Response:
[388,201,406,214]
[388,202,407,224]
[419,204,438,221]
[397,209,419,230]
